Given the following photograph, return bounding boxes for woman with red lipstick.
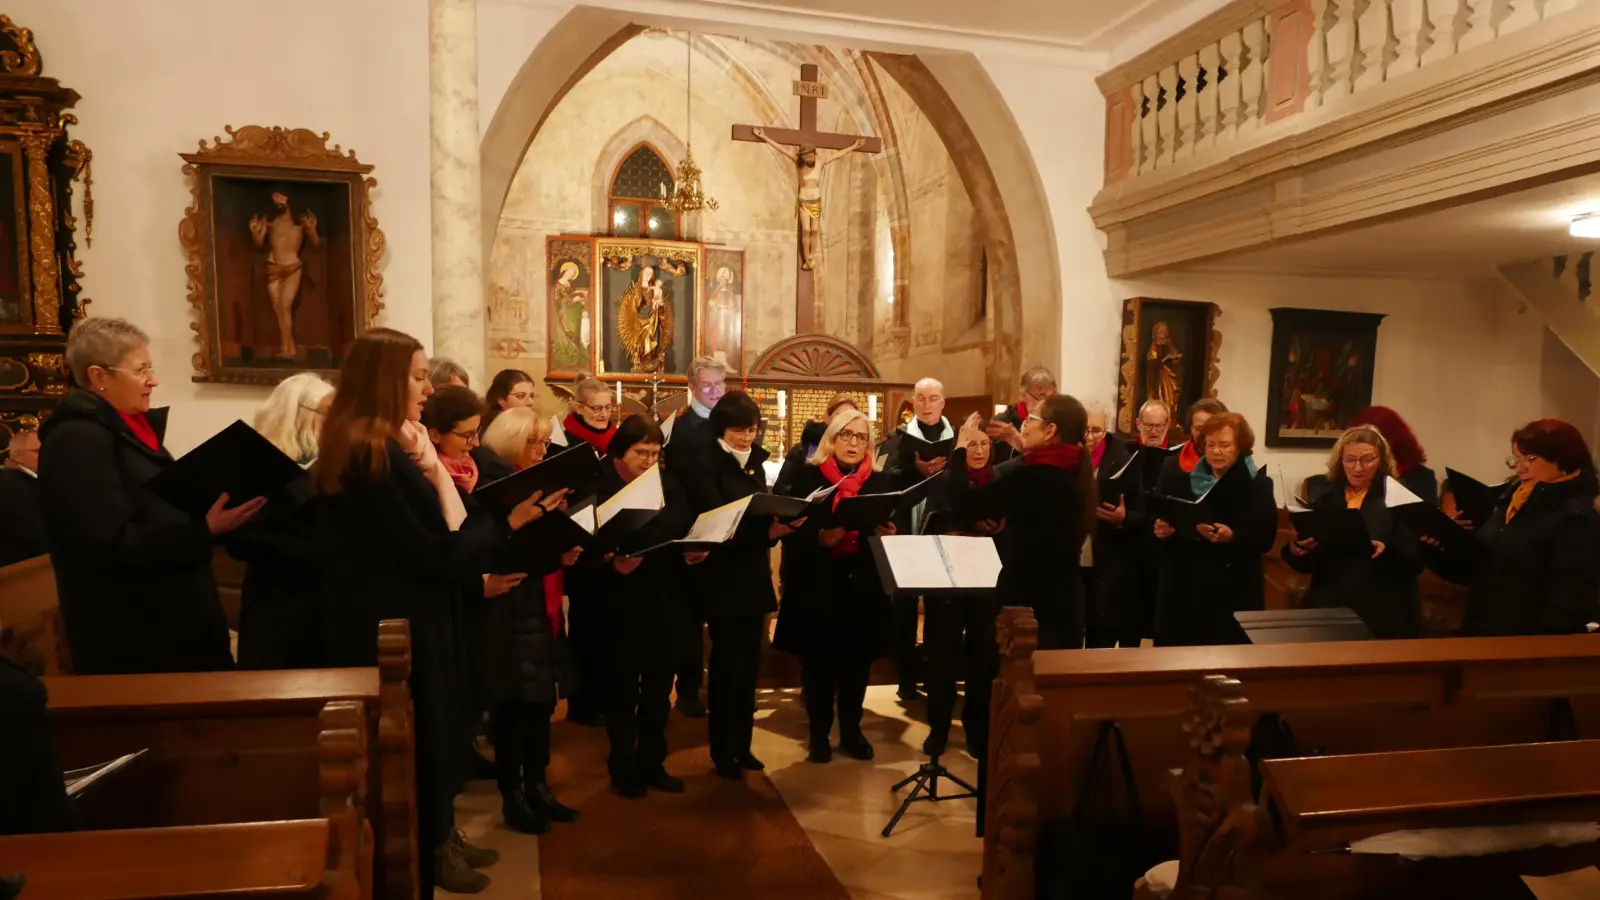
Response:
[38,317,266,676]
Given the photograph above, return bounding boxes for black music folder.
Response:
[1444,468,1500,529]
[474,443,603,513]
[868,534,1002,597]
[834,472,943,531]
[1235,608,1374,644]
[902,430,956,463]
[1145,482,1220,536]
[1287,507,1372,555]
[146,420,304,517]
[1103,450,1144,506]
[508,500,597,569]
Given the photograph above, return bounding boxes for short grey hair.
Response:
[1020,365,1056,391]
[688,356,726,384]
[429,357,469,389]
[1083,399,1110,421]
[67,317,150,385]
[1137,398,1171,420]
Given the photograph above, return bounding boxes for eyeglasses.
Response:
[106,365,156,380]
[1507,453,1543,469]
[1025,414,1043,424]
[581,403,616,414]
[1205,441,1236,453]
[449,428,479,441]
[1344,455,1381,468]
[1138,420,1169,431]
[526,438,551,450]
[836,430,871,445]
[1086,426,1107,437]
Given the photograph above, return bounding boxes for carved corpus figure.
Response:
[249,187,321,358]
[751,126,863,272]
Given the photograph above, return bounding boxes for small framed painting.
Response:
[1264,308,1386,448]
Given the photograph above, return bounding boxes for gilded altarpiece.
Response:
[0,16,92,445]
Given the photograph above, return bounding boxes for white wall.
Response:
[1115,270,1592,492]
[13,0,432,453]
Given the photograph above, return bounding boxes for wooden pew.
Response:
[0,699,371,900]
[41,621,416,900]
[1142,675,1600,900]
[981,607,1600,900]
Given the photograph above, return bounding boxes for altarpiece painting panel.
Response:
[700,247,744,373]
[545,236,595,380]
[597,239,699,379]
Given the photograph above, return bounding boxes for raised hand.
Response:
[508,490,549,531]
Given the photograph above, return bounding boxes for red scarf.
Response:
[1090,439,1107,470]
[440,453,478,492]
[1178,441,1201,473]
[515,460,567,626]
[820,456,872,557]
[119,411,160,452]
[1015,400,1028,421]
[968,464,995,486]
[1024,442,1083,471]
[564,413,616,455]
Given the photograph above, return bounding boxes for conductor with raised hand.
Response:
[39,317,265,675]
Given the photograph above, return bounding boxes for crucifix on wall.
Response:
[733,63,882,333]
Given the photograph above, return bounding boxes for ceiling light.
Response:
[1572,213,1600,239]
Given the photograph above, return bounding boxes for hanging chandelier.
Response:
[660,33,718,214]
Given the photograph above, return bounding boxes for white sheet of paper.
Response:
[549,415,569,447]
[1385,475,1424,508]
[597,464,664,526]
[570,504,596,535]
[877,536,955,590]
[805,482,840,503]
[683,497,752,543]
[64,748,148,798]
[937,535,1002,589]
[1108,451,1138,480]
[661,409,678,443]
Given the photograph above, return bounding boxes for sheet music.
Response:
[661,409,677,443]
[877,536,955,590]
[549,415,569,447]
[805,482,839,503]
[570,504,596,535]
[936,536,1002,589]
[1385,475,1424,507]
[597,464,663,526]
[1108,450,1138,481]
[64,748,147,798]
[683,497,751,543]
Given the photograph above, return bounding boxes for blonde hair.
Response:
[808,408,871,467]
[482,406,551,464]
[253,373,335,464]
[1325,424,1398,486]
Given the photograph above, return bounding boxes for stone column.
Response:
[429,0,486,386]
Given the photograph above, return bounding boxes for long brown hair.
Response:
[315,327,425,494]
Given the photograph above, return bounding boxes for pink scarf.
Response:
[440,452,479,492]
[1090,439,1107,471]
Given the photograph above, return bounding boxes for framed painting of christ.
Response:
[700,247,744,373]
[181,126,385,384]
[1115,297,1221,442]
[1264,308,1386,448]
[596,238,699,382]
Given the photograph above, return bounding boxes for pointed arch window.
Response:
[609,144,678,239]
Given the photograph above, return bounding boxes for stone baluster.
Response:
[1458,0,1496,51]
[1323,0,1356,100]
[1217,32,1244,142]
[1355,0,1394,90]
[1128,80,1150,175]
[1157,64,1179,166]
[1307,0,1331,107]
[1239,19,1267,133]
[1197,42,1222,152]
[1177,54,1200,158]
[1497,0,1540,33]
[1388,0,1429,77]
[1140,74,1160,174]
[1421,0,1466,65]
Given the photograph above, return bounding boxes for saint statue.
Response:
[617,262,674,373]
[706,265,738,364]
[1146,321,1183,412]
[549,261,589,370]
[751,127,864,271]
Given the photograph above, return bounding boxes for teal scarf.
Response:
[1189,455,1258,497]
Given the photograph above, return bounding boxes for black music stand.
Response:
[882,752,978,838]
[1234,608,1374,643]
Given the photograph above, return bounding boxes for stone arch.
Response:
[480,7,1060,399]
[589,117,687,237]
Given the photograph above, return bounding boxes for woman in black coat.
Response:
[1150,412,1278,646]
[1423,418,1600,636]
[472,407,583,832]
[678,391,803,779]
[229,373,335,670]
[568,415,697,798]
[947,395,1096,651]
[776,408,896,763]
[37,318,264,675]
[1284,425,1424,639]
[314,328,552,896]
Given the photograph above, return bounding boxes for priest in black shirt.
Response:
[665,356,728,717]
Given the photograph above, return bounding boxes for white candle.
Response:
[868,394,878,421]
[777,389,787,419]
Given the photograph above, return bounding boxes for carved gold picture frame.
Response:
[1116,296,1222,439]
[180,126,385,384]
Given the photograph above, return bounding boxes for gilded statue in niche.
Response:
[1146,320,1183,413]
[616,259,675,373]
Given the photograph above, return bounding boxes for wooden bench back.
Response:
[0,556,66,675]
[981,607,1600,900]
[0,699,370,900]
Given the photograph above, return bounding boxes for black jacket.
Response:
[1282,474,1422,639]
[316,439,504,806]
[469,450,577,707]
[226,472,326,669]
[1150,456,1278,646]
[1425,470,1600,636]
[886,418,956,533]
[773,420,827,498]
[663,406,715,472]
[1399,464,1440,508]
[1086,437,1142,634]
[773,462,894,661]
[678,443,780,619]
[0,656,76,836]
[37,389,232,675]
[0,467,45,568]
[946,446,1091,649]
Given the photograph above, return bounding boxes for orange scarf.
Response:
[1506,471,1579,523]
[1345,486,1368,510]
